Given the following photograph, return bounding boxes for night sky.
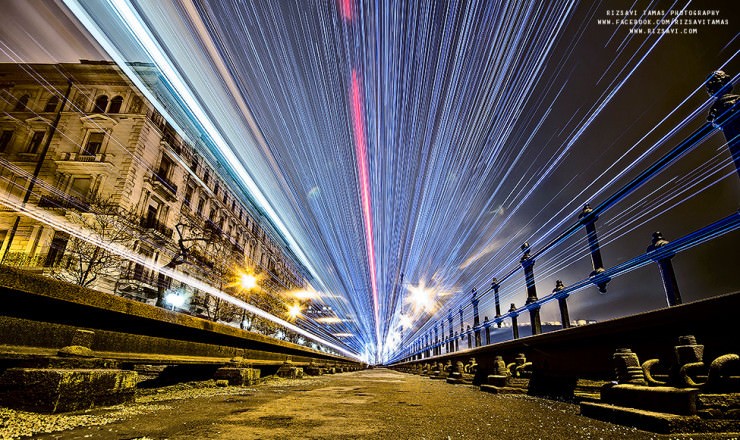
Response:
[1,0,738,361]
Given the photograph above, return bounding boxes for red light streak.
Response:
[350,69,379,344]
[340,0,353,21]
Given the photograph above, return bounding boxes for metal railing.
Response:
[394,72,740,364]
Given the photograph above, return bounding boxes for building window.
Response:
[7,176,27,199]
[184,184,194,208]
[44,96,59,112]
[13,94,30,111]
[108,96,123,113]
[157,155,173,178]
[214,183,219,197]
[203,170,209,186]
[27,131,45,154]
[44,231,69,267]
[69,177,92,200]
[0,130,13,152]
[83,132,104,155]
[145,202,159,227]
[93,95,108,113]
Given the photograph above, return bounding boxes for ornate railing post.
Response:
[706,70,740,177]
[458,306,464,335]
[521,242,542,335]
[440,319,445,355]
[466,325,472,349]
[509,303,520,340]
[491,278,502,327]
[454,331,459,352]
[447,311,454,353]
[553,280,571,328]
[647,232,682,306]
[579,204,609,292]
[483,316,491,345]
[472,288,481,347]
[434,323,439,356]
[428,331,433,357]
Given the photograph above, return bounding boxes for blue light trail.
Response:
[55,0,739,363]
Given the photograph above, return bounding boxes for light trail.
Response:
[350,69,380,347]
[48,0,739,362]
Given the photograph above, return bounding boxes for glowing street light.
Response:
[287,302,302,320]
[164,292,185,310]
[240,273,258,290]
[406,282,436,313]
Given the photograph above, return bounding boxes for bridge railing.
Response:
[394,71,740,364]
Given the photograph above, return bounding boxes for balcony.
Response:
[140,217,174,240]
[204,219,223,236]
[148,172,178,201]
[117,269,159,302]
[55,152,114,174]
[189,248,214,269]
[38,194,90,212]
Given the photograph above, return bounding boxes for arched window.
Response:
[44,96,59,113]
[13,94,30,111]
[93,95,108,113]
[108,95,123,113]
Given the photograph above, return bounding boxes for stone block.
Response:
[70,329,95,348]
[213,367,261,386]
[486,374,508,387]
[580,402,695,434]
[480,384,526,394]
[697,393,740,419]
[0,368,137,413]
[276,366,303,379]
[601,384,699,416]
[304,367,323,376]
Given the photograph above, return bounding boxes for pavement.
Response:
[2,368,736,439]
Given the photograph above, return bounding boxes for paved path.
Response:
[9,369,731,439]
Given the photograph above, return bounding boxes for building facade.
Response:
[0,61,307,326]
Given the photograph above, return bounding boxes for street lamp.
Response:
[164,292,185,310]
[240,273,257,290]
[287,302,302,320]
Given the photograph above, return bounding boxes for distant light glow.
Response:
[292,289,318,300]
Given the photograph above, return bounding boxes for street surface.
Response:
[3,369,734,439]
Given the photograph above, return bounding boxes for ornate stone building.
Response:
[0,61,308,323]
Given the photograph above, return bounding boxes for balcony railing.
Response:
[57,152,108,162]
[150,172,178,198]
[38,194,90,212]
[140,217,174,239]
[204,219,223,236]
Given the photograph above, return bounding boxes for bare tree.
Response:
[154,221,214,308]
[186,232,242,322]
[48,197,135,288]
